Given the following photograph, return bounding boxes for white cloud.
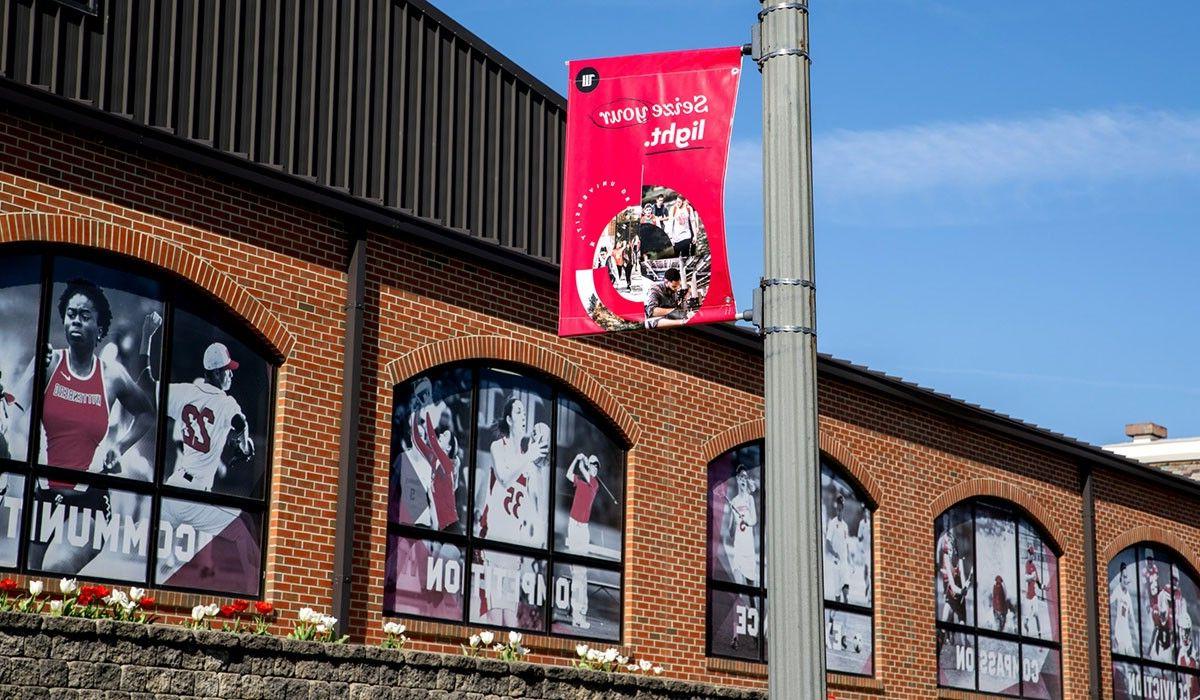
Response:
[814,108,1200,198]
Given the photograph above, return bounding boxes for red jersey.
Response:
[992,578,1007,614]
[42,351,108,482]
[570,475,599,523]
[1025,559,1040,599]
[411,413,457,529]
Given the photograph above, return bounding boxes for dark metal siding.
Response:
[0,0,566,263]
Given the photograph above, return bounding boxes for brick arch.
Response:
[0,213,295,359]
[928,478,1065,554]
[699,419,881,505]
[384,335,640,446]
[1102,527,1200,570]
[700,418,764,464]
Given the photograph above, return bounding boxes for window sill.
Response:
[706,656,766,677]
[937,688,1010,700]
[401,617,628,656]
[828,672,885,694]
[704,658,885,694]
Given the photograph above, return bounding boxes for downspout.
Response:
[332,228,367,637]
[1081,464,1102,698]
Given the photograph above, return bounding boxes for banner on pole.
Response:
[558,47,743,337]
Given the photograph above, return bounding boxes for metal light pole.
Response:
[756,1,824,697]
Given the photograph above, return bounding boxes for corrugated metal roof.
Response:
[0,0,566,262]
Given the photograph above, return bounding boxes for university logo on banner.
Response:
[558,48,743,337]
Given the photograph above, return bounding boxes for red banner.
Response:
[558,47,743,337]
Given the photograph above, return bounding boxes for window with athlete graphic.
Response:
[0,251,274,597]
[705,443,876,674]
[1109,544,1200,700]
[384,363,626,641]
[935,500,1062,698]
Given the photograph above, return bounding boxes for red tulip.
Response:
[254,601,274,615]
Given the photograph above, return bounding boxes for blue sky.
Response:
[436,1,1200,446]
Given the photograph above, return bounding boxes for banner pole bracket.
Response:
[760,276,815,291]
[762,325,817,336]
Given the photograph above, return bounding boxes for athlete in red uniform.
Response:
[13,278,155,574]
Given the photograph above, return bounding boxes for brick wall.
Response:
[5,103,1200,699]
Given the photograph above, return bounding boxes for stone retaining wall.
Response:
[0,612,764,699]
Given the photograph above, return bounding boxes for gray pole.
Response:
[757,1,823,697]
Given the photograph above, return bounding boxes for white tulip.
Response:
[49,600,63,614]
[59,578,78,595]
[382,621,399,635]
[128,587,145,601]
[492,644,505,652]
[204,603,220,617]
[469,634,481,647]
[639,659,652,671]
[507,630,522,645]
[603,648,619,663]
[617,655,628,665]
[652,666,663,674]
[479,630,494,645]
[626,664,639,672]
[28,580,43,597]
[586,649,601,661]
[121,600,136,612]
[191,605,206,621]
[316,623,329,634]
[298,607,315,623]
[575,644,589,657]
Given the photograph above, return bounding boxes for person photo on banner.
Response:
[825,492,854,604]
[667,196,695,260]
[140,311,259,588]
[723,464,759,587]
[475,389,548,628]
[643,267,694,329]
[1141,550,1174,661]
[393,374,462,531]
[564,452,600,629]
[13,277,157,575]
[936,516,974,626]
[1110,560,1138,656]
[1022,542,1049,639]
[479,393,548,547]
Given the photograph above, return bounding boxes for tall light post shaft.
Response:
[757,1,824,697]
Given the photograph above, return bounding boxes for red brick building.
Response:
[0,2,1197,699]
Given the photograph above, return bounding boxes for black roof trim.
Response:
[405,0,567,111]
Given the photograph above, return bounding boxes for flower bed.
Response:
[0,610,764,699]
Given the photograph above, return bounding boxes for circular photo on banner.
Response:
[582,185,714,331]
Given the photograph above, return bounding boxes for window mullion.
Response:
[145,295,175,588]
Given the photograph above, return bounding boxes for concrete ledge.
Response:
[0,612,764,699]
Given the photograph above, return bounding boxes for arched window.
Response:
[383,363,626,642]
[1108,544,1200,699]
[0,251,275,596]
[705,443,876,676]
[934,500,1061,697]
